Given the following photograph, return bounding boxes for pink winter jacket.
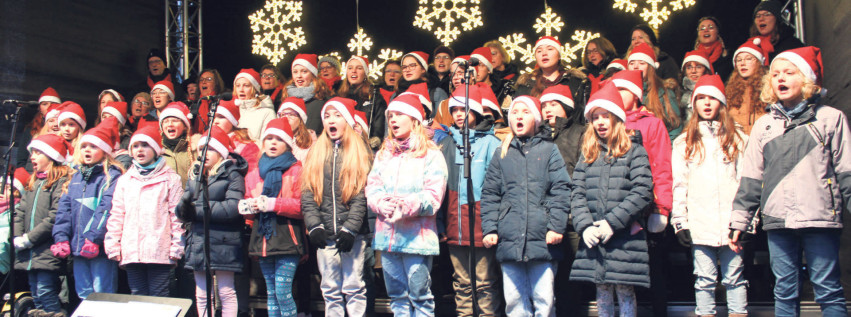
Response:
[625,108,674,216]
[104,160,186,267]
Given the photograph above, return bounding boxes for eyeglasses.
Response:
[151,91,169,96]
[278,111,299,118]
[200,76,215,82]
[685,64,706,71]
[319,66,336,71]
[384,69,402,74]
[735,56,757,64]
[434,55,452,60]
[261,73,277,78]
[699,25,716,31]
[133,100,150,106]
[586,48,600,55]
[754,12,773,19]
[402,63,420,71]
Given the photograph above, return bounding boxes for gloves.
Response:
[238,199,258,215]
[376,198,398,219]
[582,226,601,249]
[257,196,277,213]
[51,241,71,258]
[647,213,669,233]
[309,227,328,249]
[676,229,692,247]
[594,220,614,244]
[80,239,100,259]
[336,231,356,253]
[13,235,33,251]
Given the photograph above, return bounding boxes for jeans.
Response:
[124,263,172,297]
[381,252,434,317]
[72,256,118,299]
[259,255,299,317]
[692,245,747,315]
[501,261,556,317]
[194,270,237,317]
[28,270,61,312]
[448,245,501,317]
[767,229,847,317]
[317,236,368,317]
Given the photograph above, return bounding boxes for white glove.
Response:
[238,199,258,215]
[594,220,614,244]
[647,214,669,233]
[582,226,601,249]
[255,195,277,213]
[13,234,33,251]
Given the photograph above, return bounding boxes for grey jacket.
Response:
[301,142,369,237]
[15,176,68,271]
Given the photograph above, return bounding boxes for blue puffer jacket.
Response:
[53,165,123,256]
[569,137,654,288]
[481,134,572,262]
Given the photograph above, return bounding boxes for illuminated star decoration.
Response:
[248,0,307,65]
[413,0,484,46]
[613,0,696,30]
[499,6,600,73]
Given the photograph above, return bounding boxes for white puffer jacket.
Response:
[237,96,276,141]
[671,121,747,247]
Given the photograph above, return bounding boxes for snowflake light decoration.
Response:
[368,48,404,80]
[613,0,696,30]
[323,30,404,81]
[249,0,306,65]
[499,6,599,73]
[347,27,374,57]
[413,0,483,45]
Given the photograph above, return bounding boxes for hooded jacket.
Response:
[53,165,123,256]
[625,109,674,216]
[162,137,193,188]
[14,176,68,271]
[237,97,276,141]
[302,142,370,238]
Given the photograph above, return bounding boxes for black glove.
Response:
[676,229,692,247]
[335,231,356,253]
[309,228,328,249]
[728,229,753,243]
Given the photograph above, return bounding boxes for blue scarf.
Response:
[257,151,297,239]
[134,156,163,176]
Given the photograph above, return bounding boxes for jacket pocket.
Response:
[498,202,511,221]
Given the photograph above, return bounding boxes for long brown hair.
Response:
[290,118,313,149]
[581,115,632,163]
[642,66,680,130]
[302,122,373,205]
[337,78,373,103]
[27,114,45,137]
[725,65,767,126]
[515,66,565,97]
[681,103,744,163]
[25,159,70,192]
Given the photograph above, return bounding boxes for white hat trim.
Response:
[534,38,562,55]
[539,93,575,108]
[584,99,627,123]
[682,55,712,72]
[279,102,308,123]
[481,98,499,112]
[607,62,626,70]
[734,48,765,65]
[45,109,61,121]
[509,96,542,126]
[12,177,25,193]
[403,53,428,69]
[628,52,659,69]
[398,92,433,113]
[691,85,727,106]
[321,100,356,128]
[235,73,261,92]
[612,78,644,102]
[293,59,318,76]
[774,51,817,83]
[348,56,370,75]
[216,107,239,127]
[386,100,424,124]
[159,107,190,128]
[199,136,230,160]
[39,96,61,104]
[448,96,484,115]
[261,127,296,151]
[27,139,66,163]
[81,134,114,155]
[129,134,163,155]
[151,84,175,100]
[470,53,493,72]
[58,112,87,130]
[102,107,127,125]
[354,115,370,135]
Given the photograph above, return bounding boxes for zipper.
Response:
[27,180,45,271]
[457,142,464,243]
[522,141,529,261]
[828,178,836,217]
[332,142,339,234]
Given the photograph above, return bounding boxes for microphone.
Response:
[3,100,40,106]
[199,92,233,101]
[458,58,481,68]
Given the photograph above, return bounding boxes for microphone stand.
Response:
[1,102,22,317]
[459,65,480,316]
[195,98,220,317]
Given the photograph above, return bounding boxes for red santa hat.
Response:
[386,94,426,124]
[39,87,61,104]
[261,118,296,151]
[539,85,575,109]
[101,101,128,125]
[773,46,824,85]
[129,125,163,155]
[353,110,370,135]
[28,134,72,164]
[448,84,484,115]
[682,50,714,74]
[607,59,628,71]
[508,95,543,127]
[44,103,63,121]
[584,81,626,122]
[534,36,562,56]
[403,51,429,69]
[198,126,234,160]
[476,82,501,113]
[321,97,358,128]
[234,68,262,92]
[215,99,240,127]
[734,37,769,66]
[611,70,645,103]
[57,101,87,129]
[151,80,175,100]
[690,74,727,106]
[403,82,432,114]
[99,89,125,103]
[450,55,476,78]
[80,117,120,155]
[470,47,494,72]
[628,42,659,69]
[292,54,319,76]
[279,97,308,123]
[348,56,370,75]
[159,101,192,129]
[12,167,30,193]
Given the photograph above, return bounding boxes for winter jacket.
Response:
[14,176,68,271]
[428,67,451,94]
[625,109,674,216]
[302,142,370,237]
[162,137,193,188]
[543,116,586,177]
[680,77,696,121]
[569,137,654,288]
[233,138,260,175]
[768,24,805,61]
[481,134,572,262]
[104,160,185,267]
[730,94,851,232]
[671,122,747,246]
[492,63,520,83]
[514,70,588,124]
[656,50,681,82]
[367,145,448,256]
[53,165,123,257]
[354,93,388,141]
[238,97,276,141]
[178,153,248,272]
[247,162,305,257]
[642,83,683,142]
[437,126,502,247]
[304,98,327,135]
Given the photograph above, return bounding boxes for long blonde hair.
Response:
[759,58,822,105]
[581,115,632,163]
[68,142,126,193]
[377,119,438,160]
[302,123,373,205]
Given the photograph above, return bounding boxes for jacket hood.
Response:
[626,108,655,121]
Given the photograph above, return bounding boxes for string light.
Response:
[347,27,374,57]
[248,0,306,65]
[413,0,484,45]
[613,0,696,30]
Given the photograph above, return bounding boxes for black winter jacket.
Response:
[301,142,369,239]
[304,98,328,136]
[14,176,68,271]
[543,116,586,177]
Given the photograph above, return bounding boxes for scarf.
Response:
[773,99,810,120]
[755,35,776,58]
[162,133,187,151]
[587,73,604,96]
[36,172,47,179]
[78,164,97,181]
[321,76,340,92]
[391,137,412,155]
[698,41,724,63]
[146,70,172,89]
[257,152,298,240]
[134,156,163,176]
[287,84,315,102]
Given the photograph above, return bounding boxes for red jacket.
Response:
[625,108,673,216]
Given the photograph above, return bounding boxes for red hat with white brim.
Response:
[293,54,319,76]
[611,70,645,103]
[234,68,262,92]
[539,85,575,109]
[387,94,426,124]
[279,97,308,123]
[509,95,543,127]
[628,42,659,69]
[57,102,87,129]
[28,134,72,164]
[584,81,626,122]
[39,87,61,104]
[690,74,727,106]
[321,97,358,128]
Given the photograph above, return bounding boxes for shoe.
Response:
[27,309,44,317]
[729,314,747,317]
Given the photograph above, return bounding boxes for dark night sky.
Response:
[203,0,762,81]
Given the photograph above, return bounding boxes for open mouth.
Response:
[390,124,400,133]
[596,127,608,134]
[515,122,525,130]
[166,128,176,135]
[328,126,338,134]
[238,93,246,99]
[541,58,550,64]
[778,84,790,93]
[703,34,711,38]
[295,79,305,86]
[759,23,767,29]
[83,153,92,161]
[268,146,277,153]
